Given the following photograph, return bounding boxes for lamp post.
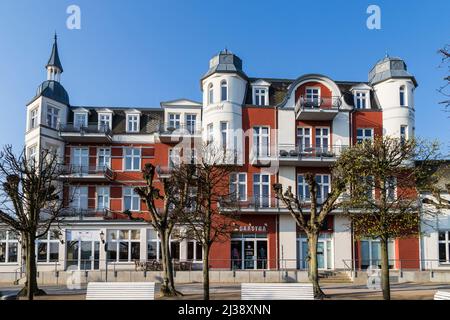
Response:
[100,231,108,282]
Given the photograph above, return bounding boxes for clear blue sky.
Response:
[0,0,448,154]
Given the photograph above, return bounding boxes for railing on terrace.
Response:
[59,164,115,179]
[58,123,112,136]
[278,145,347,159]
[157,123,202,135]
[60,208,111,220]
[295,96,341,111]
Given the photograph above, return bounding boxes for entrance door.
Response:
[66,240,100,270]
[256,240,267,269]
[243,241,255,270]
[298,238,332,270]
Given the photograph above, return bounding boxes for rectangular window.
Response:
[97,186,110,211]
[74,113,87,129]
[253,126,270,157]
[253,174,270,207]
[47,106,59,129]
[315,127,329,152]
[0,231,18,263]
[123,187,140,211]
[186,114,197,134]
[355,92,367,109]
[97,148,111,169]
[297,127,311,151]
[28,145,37,163]
[207,123,214,143]
[168,149,180,169]
[356,128,374,143]
[70,186,88,211]
[126,114,139,132]
[386,176,396,201]
[230,173,247,201]
[30,108,38,130]
[72,147,89,174]
[98,114,111,131]
[400,125,407,145]
[187,241,203,261]
[168,113,181,129]
[297,175,310,201]
[254,88,267,106]
[400,87,406,106]
[438,231,450,263]
[220,121,228,150]
[36,231,59,263]
[305,87,320,106]
[316,174,330,202]
[124,148,141,171]
[107,230,141,262]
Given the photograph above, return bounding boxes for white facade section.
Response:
[279,215,297,269]
[333,215,352,269]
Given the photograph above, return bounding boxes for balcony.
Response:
[157,123,201,143]
[58,124,112,143]
[59,165,116,181]
[294,96,341,120]
[60,208,111,221]
[278,145,346,167]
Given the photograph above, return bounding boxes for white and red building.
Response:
[5,35,447,279]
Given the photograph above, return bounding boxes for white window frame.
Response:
[126,114,140,133]
[70,186,88,211]
[168,148,181,169]
[399,86,406,107]
[355,91,368,109]
[386,176,397,201]
[96,186,110,211]
[356,128,374,143]
[297,127,312,151]
[36,231,59,263]
[186,114,197,134]
[72,147,89,173]
[230,173,247,201]
[123,147,141,171]
[74,112,88,129]
[253,173,271,207]
[208,83,214,105]
[187,240,203,262]
[220,121,228,150]
[360,238,395,268]
[98,113,112,131]
[97,147,111,169]
[0,230,19,264]
[305,86,321,103]
[168,113,181,129]
[107,229,141,262]
[315,174,331,202]
[30,108,39,130]
[400,125,408,145]
[28,144,37,163]
[438,231,450,264]
[46,106,60,129]
[253,87,268,106]
[123,187,140,212]
[221,80,228,102]
[297,174,310,202]
[207,123,214,143]
[315,127,330,151]
[253,126,270,157]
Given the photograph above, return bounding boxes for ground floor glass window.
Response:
[231,233,267,270]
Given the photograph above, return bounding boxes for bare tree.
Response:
[438,45,449,113]
[179,143,239,300]
[134,162,193,296]
[342,137,440,300]
[273,146,358,299]
[0,145,66,300]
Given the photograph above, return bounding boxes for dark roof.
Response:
[67,107,164,134]
[34,80,69,105]
[368,56,417,87]
[201,50,248,82]
[46,35,63,72]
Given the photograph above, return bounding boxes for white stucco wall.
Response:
[333,215,352,269]
[279,215,297,269]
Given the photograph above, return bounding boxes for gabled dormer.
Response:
[251,79,271,106]
[350,83,372,110]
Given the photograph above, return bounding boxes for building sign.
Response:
[238,225,267,232]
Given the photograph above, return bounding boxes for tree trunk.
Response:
[307,232,325,299]
[380,237,391,300]
[25,233,38,300]
[159,230,179,296]
[202,245,210,300]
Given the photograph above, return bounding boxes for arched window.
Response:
[399,86,406,106]
[208,83,214,105]
[221,80,228,102]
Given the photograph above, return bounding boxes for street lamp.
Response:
[57,230,65,244]
[100,231,105,244]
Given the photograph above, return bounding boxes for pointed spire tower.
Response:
[46,33,63,82]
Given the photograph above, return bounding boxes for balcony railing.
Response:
[59,124,112,135]
[59,164,116,180]
[157,123,202,136]
[58,124,112,142]
[60,208,111,220]
[278,145,347,160]
[295,96,341,110]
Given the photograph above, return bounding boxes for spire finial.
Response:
[385,50,389,58]
[54,32,57,42]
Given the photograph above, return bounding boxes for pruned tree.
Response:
[134,162,194,296]
[0,145,66,300]
[341,136,440,300]
[179,143,239,300]
[437,45,449,113]
[273,145,358,299]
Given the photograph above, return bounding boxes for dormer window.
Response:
[126,114,140,133]
[74,112,88,129]
[208,83,214,105]
[251,80,270,106]
[355,92,368,109]
[98,113,112,131]
[168,113,181,129]
[399,86,406,106]
[305,87,320,105]
[221,80,228,102]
